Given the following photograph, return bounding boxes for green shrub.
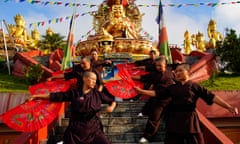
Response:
[0,57,5,68]
[24,64,44,84]
[216,29,240,72]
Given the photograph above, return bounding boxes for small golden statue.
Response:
[46,27,54,36]
[184,30,193,55]
[207,19,223,48]
[195,31,206,52]
[26,28,40,49]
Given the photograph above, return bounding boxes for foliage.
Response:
[39,33,66,54]
[24,64,44,85]
[0,57,4,68]
[216,29,240,72]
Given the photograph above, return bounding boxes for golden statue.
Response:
[46,27,54,36]
[184,30,193,55]
[207,19,223,48]
[26,28,40,49]
[92,2,109,32]
[125,1,144,36]
[97,28,114,53]
[9,14,27,41]
[103,0,138,39]
[195,31,206,52]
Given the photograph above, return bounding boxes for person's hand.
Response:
[47,77,52,81]
[132,66,145,70]
[105,105,115,113]
[105,60,112,64]
[134,86,142,93]
[28,95,38,101]
[131,67,138,70]
[228,106,239,115]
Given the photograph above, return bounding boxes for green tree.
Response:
[39,33,66,54]
[216,29,240,72]
[24,64,44,84]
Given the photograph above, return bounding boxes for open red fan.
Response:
[1,99,62,132]
[105,79,144,99]
[1,78,76,132]
[29,79,76,94]
[105,68,144,99]
[116,63,149,76]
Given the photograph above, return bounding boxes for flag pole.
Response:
[61,1,77,70]
[1,20,11,75]
[157,0,173,64]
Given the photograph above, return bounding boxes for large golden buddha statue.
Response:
[102,0,138,39]
[207,19,223,48]
[9,14,27,41]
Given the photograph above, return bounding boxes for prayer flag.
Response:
[157,0,173,64]
[61,6,76,70]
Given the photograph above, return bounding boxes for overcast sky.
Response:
[1,0,240,51]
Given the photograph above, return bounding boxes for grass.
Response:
[0,69,30,92]
[0,67,240,92]
[199,72,240,90]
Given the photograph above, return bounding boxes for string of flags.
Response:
[28,11,96,28]
[79,28,95,41]
[141,29,154,41]
[3,0,240,8]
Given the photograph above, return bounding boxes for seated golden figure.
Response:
[9,14,27,41]
[103,2,138,39]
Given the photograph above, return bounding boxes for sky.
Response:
[1,0,240,51]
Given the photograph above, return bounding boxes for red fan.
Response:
[29,79,76,94]
[0,99,62,132]
[1,78,76,132]
[116,63,148,76]
[105,79,144,99]
[105,68,144,99]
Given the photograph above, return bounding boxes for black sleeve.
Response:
[193,83,215,105]
[145,64,156,72]
[134,59,149,66]
[140,73,154,83]
[93,69,103,85]
[50,89,75,102]
[64,64,81,80]
[99,88,115,105]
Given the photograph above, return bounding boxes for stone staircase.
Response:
[47,101,165,144]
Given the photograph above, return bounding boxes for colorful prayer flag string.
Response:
[3,0,240,8]
[28,11,96,28]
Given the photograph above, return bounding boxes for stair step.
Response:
[48,101,165,143]
[61,116,149,126]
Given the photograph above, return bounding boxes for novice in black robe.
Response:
[132,57,176,142]
[135,64,238,144]
[31,71,116,144]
